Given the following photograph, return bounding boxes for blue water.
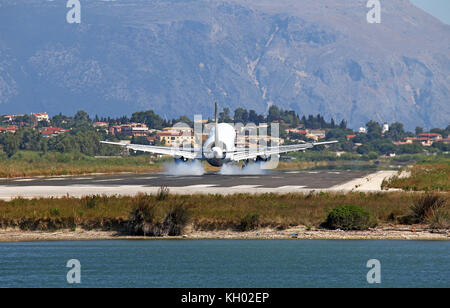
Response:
[0,240,448,288]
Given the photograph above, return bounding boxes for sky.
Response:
[410,0,450,24]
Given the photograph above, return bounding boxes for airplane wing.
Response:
[100,141,200,160]
[230,141,338,161]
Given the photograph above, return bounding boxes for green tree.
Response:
[131,110,164,129]
[74,110,90,123]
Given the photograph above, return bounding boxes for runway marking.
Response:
[229,185,262,189]
[140,177,157,180]
[183,184,218,188]
[328,172,341,174]
[92,179,124,183]
[71,177,94,180]
[44,178,67,181]
[286,171,301,174]
[276,186,307,190]
[308,171,319,174]
[271,176,283,179]
[13,179,35,182]
[240,176,260,179]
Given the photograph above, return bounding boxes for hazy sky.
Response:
[410,0,450,24]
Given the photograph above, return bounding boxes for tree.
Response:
[415,126,424,135]
[267,105,280,123]
[385,122,405,141]
[247,110,258,124]
[131,110,164,129]
[74,110,90,123]
[219,108,232,123]
[172,115,193,127]
[234,108,249,124]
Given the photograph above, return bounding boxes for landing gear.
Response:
[241,160,250,169]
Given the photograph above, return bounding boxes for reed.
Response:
[1,192,447,232]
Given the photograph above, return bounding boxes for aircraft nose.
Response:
[212,147,223,159]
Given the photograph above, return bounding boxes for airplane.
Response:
[101,103,338,168]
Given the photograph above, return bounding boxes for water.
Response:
[0,240,448,288]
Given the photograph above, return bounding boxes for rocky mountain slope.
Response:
[0,0,449,129]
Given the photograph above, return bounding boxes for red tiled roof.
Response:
[418,133,441,137]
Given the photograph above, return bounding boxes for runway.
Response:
[0,170,398,200]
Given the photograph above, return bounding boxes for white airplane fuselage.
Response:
[202,123,236,167]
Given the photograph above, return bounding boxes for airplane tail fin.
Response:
[214,101,219,146]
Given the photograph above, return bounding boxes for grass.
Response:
[1,192,447,232]
[382,157,450,191]
[0,151,167,178]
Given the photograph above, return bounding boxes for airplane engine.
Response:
[256,155,270,162]
[174,157,189,163]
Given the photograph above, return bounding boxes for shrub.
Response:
[238,213,260,231]
[410,193,447,223]
[49,208,61,216]
[324,205,372,230]
[162,203,190,236]
[83,195,101,209]
[156,185,170,201]
[428,209,450,230]
[127,195,156,236]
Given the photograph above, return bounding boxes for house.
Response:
[162,126,193,134]
[31,112,50,123]
[157,132,195,147]
[306,129,326,141]
[109,125,123,136]
[437,138,450,144]
[40,127,70,137]
[417,133,442,141]
[3,114,24,123]
[417,137,434,147]
[0,125,18,134]
[93,122,109,128]
[346,134,357,141]
[121,123,149,137]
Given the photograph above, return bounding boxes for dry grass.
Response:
[383,159,450,192]
[1,192,446,231]
[0,152,166,178]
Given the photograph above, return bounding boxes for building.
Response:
[109,125,122,136]
[306,129,326,141]
[382,123,389,134]
[417,133,442,141]
[93,122,109,128]
[0,125,18,134]
[31,112,50,123]
[157,132,195,147]
[3,114,24,123]
[437,138,450,144]
[346,134,357,141]
[40,127,70,138]
[162,126,193,134]
[108,123,149,137]
[121,123,149,137]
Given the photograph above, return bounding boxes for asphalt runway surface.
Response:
[0,170,395,200]
[0,170,371,188]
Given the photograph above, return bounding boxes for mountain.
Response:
[0,0,449,130]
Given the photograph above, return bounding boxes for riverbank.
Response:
[0,224,448,242]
